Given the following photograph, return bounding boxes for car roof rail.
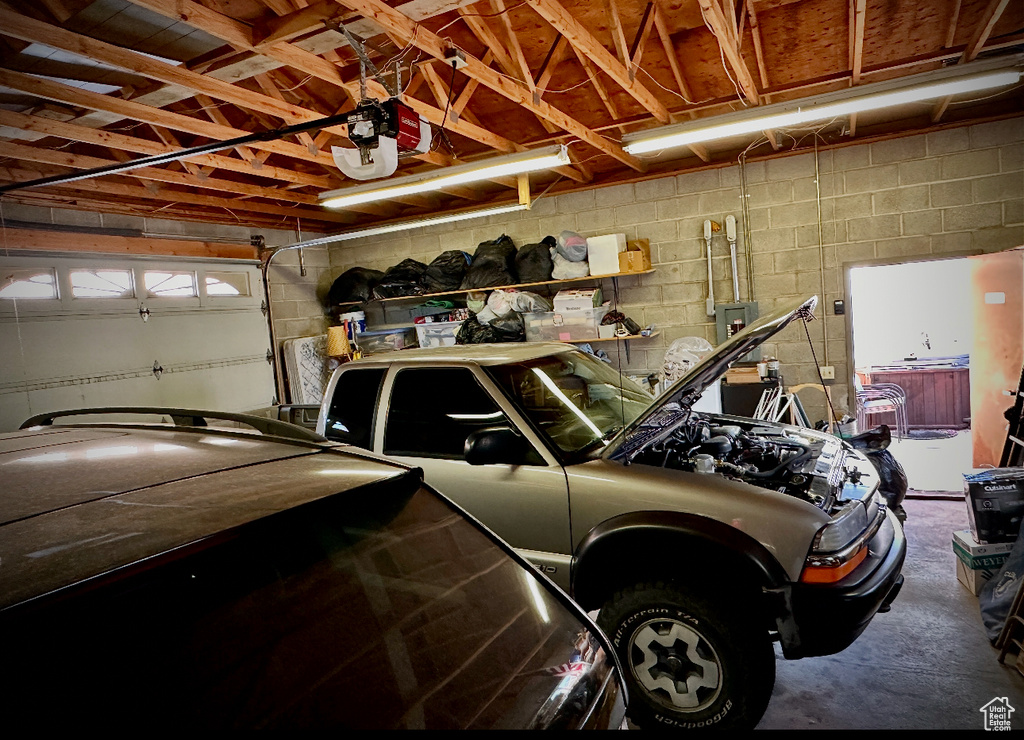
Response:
[20,407,327,443]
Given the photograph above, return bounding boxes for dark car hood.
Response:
[610,295,818,458]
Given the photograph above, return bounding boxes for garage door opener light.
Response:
[319,145,569,209]
[622,64,1022,156]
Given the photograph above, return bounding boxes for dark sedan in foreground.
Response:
[0,408,627,730]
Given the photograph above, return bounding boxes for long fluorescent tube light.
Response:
[278,204,529,250]
[319,145,569,209]
[623,64,1022,155]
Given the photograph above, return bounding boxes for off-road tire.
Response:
[597,581,775,730]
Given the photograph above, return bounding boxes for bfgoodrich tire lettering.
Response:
[597,582,775,730]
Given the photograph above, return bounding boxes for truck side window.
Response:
[384,367,516,459]
[322,368,386,448]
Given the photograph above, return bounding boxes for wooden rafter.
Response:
[932,0,1011,122]
[525,0,670,124]
[332,0,645,171]
[629,3,657,75]
[652,2,709,162]
[695,0,761,104]
[606,0,631,68]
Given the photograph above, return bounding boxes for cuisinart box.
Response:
[553,288,603,313]
[963,468,1024,544]
[952,529,1015,595]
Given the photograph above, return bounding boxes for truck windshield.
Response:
[486,351,653,458]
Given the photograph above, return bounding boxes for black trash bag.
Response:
[979,529,1024,643]
[422,250,472,293]
[327,266,384,305]
[372,258,428,299]
[460,234,518,289]
[869,448,909,517]
[515,237,555,283]
[456,312,524,344]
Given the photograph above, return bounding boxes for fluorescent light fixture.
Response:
[320,145,569,209]
[280,203,528,250]
[623,63,1023,155]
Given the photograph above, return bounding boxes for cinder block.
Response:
[847,214,901,241]
[594,183,635,208]
[753,272,798,297]
[655,194,702,221]
[927,128,971,155]
[943,202,1003,231]
[616,285,662,306]
[697,189,741,215]
[871,135,927,164]
[832,193,872,220]
[835,242,877,263]
[1006,199,1023,226]
[832,146,871,171]
[766,153,817,181]
[793,175,834,201]
[941,149,1001,180]
[770,201,819,227]
[635,177,676,201]
[776,247,825,273]
[973,173,1024,204]
[574,208,615,232]
[797,223,838,249]
[796,269,836,296]
[538,214,571,237]
[970,118,1024,148]
[99,213,146,231]
[660,280,705,305]
[902,210,943,236]
[557,189,596,213]
[930,181,973,208]
[750,226,796,252]
[675,168,721,194]
[931,232,973,254]
[973,226,1024,252]
[0,202,52,224]
[642,220,679,244]
[899,158,942,185]
[873,185,930,214]
[526,194,558,216]
[876,236,931,259]
[615,202,653,227]
[1000,143,1023,173]
[844,164,899,194]
[659,239,703,263]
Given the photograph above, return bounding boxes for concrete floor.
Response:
[757,496,1024,730]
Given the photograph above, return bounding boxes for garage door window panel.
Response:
[0,268,58,300]
[384,367,535,461]
[323,368,386,448]
[205,271,250,297]
[145,271,197,297]
[70,269,134,298]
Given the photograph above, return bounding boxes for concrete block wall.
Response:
[325,117,1023,424]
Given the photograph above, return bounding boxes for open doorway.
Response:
[848,258,973,494]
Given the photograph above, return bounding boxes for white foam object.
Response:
[332,136,399,179]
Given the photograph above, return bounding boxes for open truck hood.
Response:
[611,295,818,460]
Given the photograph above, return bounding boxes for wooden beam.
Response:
[0,109,336,189]
[945,0,963,48]
[253,0,343,49]
[457,5,522,81]
[535,35,570,92]
[0,141,390,215]
[605,0,631,67]
[525,0,670,123]
[571,45,624,133]
[932,0,1011,122]
[850,0,866,85]
[334,0,644,171]
[653,4,709,162]
[629,2,656,74]
[695,0,760,103]
[0,68,336,168]
[2,227,259,260]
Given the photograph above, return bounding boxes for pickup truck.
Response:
[312,295,907,731]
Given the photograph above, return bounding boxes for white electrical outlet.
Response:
[820,366,835,380]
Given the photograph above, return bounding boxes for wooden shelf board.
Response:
[337,270,654,307]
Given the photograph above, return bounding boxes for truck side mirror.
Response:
[464,427,531,466]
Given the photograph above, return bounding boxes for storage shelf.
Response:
[567,331,660,343]
[338,269,653,307]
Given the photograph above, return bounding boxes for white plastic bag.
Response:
[662,336,714,383]
[551,248,590,279]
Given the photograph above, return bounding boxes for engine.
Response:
[631,413,851,509]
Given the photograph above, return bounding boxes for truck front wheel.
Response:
[596,582,775,730]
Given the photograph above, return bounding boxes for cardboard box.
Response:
[963,468,1024,544]
[618,239,652,273]
[587,233,627,276]
[553,288,602,312]
[952,529,1014,595]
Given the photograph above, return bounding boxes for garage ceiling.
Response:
[0,0,1021,239]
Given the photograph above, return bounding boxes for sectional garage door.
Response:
[0,254,275,432]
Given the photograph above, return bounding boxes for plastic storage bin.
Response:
[524,306,608,342]
[415,320,464,348]
[356,327,417,355]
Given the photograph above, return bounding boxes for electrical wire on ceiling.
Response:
[696,2,749,107]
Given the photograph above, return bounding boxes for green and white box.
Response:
[951,529,1014,595]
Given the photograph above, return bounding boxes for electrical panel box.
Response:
[715,302,760,361]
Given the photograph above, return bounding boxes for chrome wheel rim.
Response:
[628,618,722,712]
